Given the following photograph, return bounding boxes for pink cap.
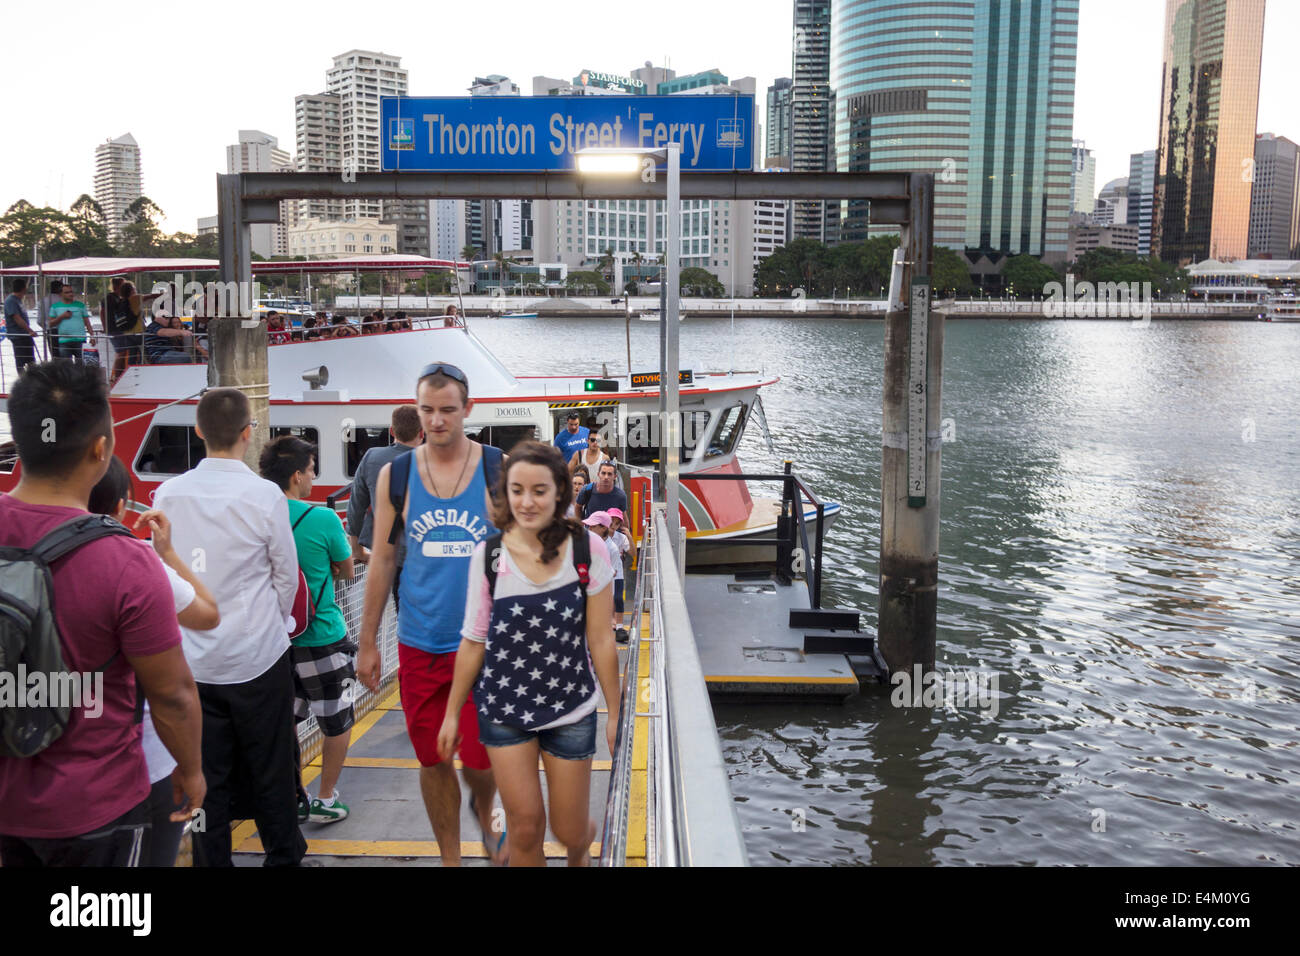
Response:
[582,511,611,528]
[606,507,625,521]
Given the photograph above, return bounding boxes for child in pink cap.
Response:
[605,509,631,642]
[582,512,623,636]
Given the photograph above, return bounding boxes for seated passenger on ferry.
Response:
[329,314,359,338]
[388,311,411,331]
[266,310,290,345]
[144,312,207,364]
[443,304,459,328]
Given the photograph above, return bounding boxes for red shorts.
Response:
[397,643,490,770]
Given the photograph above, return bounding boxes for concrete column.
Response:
[878,173,942,675]
[215,173,271,470]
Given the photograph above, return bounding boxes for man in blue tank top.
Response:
[357,363,506,865]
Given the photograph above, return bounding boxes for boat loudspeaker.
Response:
[302,366,329,390]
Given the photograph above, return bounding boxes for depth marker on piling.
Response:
[908,276,930,508]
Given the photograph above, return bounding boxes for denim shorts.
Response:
[478,709,597,760]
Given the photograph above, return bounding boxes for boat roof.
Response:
[109,325,775,403]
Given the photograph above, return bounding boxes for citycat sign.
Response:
[382,94,754,172]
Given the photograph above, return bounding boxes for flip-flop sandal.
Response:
[469,794,508,865]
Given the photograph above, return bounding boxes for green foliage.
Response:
[932,246,975,297]
[1071,247,1188,296]
[753,235,971,298]
[565,270,610,295]
[1001,255,1060,298]
[679,267,724,297]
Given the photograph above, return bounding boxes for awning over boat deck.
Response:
[0,256,220,276]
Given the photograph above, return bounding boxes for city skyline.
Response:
[2,0,1296,241]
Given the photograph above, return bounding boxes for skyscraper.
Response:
[1247,133,1300,259]
[791,0,832,241]
[831,0,1079,265]
[1071,140,1097,215]
[294,92,343,224]
[1128,149,1158,255]
[94,133,141,244]
[226,130,292,258]
[1152,0,1265,264]
[766,77,793,168]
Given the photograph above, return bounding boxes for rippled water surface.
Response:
[471,315,1300,866]
[6,315,1298,865]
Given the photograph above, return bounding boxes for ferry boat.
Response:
[0,316,839,567]
[252,296,315,325]
[1260,294,1300,322]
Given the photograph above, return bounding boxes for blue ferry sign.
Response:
[381,95,755,172]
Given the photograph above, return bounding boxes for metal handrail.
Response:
[653,508,748,866]
[677,464,828,610]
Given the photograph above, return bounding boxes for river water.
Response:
[5,315,1297,865]
[473,314,1300,867]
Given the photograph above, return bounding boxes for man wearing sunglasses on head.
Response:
[357,362,508,865]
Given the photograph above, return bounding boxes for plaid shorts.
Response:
[291,638,357,737]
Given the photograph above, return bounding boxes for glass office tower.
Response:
[831,0,1078,261]
[1152,0,1265,264]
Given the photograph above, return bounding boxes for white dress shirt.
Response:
[152,457,299,685]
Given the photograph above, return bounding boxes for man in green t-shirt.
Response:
[48,283,95,362]
[259,434,357,825]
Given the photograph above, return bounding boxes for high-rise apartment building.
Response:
[831,0,1079,265]
[1071,140,1097,215]
[1128,149,1158,255]
[430,200,467,261]
[1152,0,1265,264]
[226,130,292,258]
[766,77,793,168]
[791,0,832,241]
[94,133,142,244]
[1247,133,1300,259]
[294,92,343,224]
[1093,177,1130,227]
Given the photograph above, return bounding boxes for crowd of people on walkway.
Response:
[0,354,633,869]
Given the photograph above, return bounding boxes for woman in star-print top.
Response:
[439,441,621,867]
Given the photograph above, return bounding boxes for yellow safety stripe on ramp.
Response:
[704,674,859,685]
[301,755,613,772]
[231,687,400,851]
[237,837,599,859]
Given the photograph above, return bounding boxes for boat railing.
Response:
[600,505,749,866]
[680,461,827,609]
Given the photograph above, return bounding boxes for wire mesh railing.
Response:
[294,562,400,765]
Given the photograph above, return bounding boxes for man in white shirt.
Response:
[152,387,305,867]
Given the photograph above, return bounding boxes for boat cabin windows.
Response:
[135,425,207,476]
[703,403,747,460]
[345,427,393,478]
[468,425,536,455]
[623,410,709,466]
[269,427,321,475]
[136,425,320,477]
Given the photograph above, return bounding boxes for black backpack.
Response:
[0,514,136,758]
[387,444,504,546]
[483,527,592,599]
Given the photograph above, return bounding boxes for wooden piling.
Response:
[878,173,942,675]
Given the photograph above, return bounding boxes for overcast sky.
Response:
[3,0,1295,236]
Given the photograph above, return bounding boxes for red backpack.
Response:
[287,506,329,638]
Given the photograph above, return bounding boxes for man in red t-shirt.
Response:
[0,360,205,867]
